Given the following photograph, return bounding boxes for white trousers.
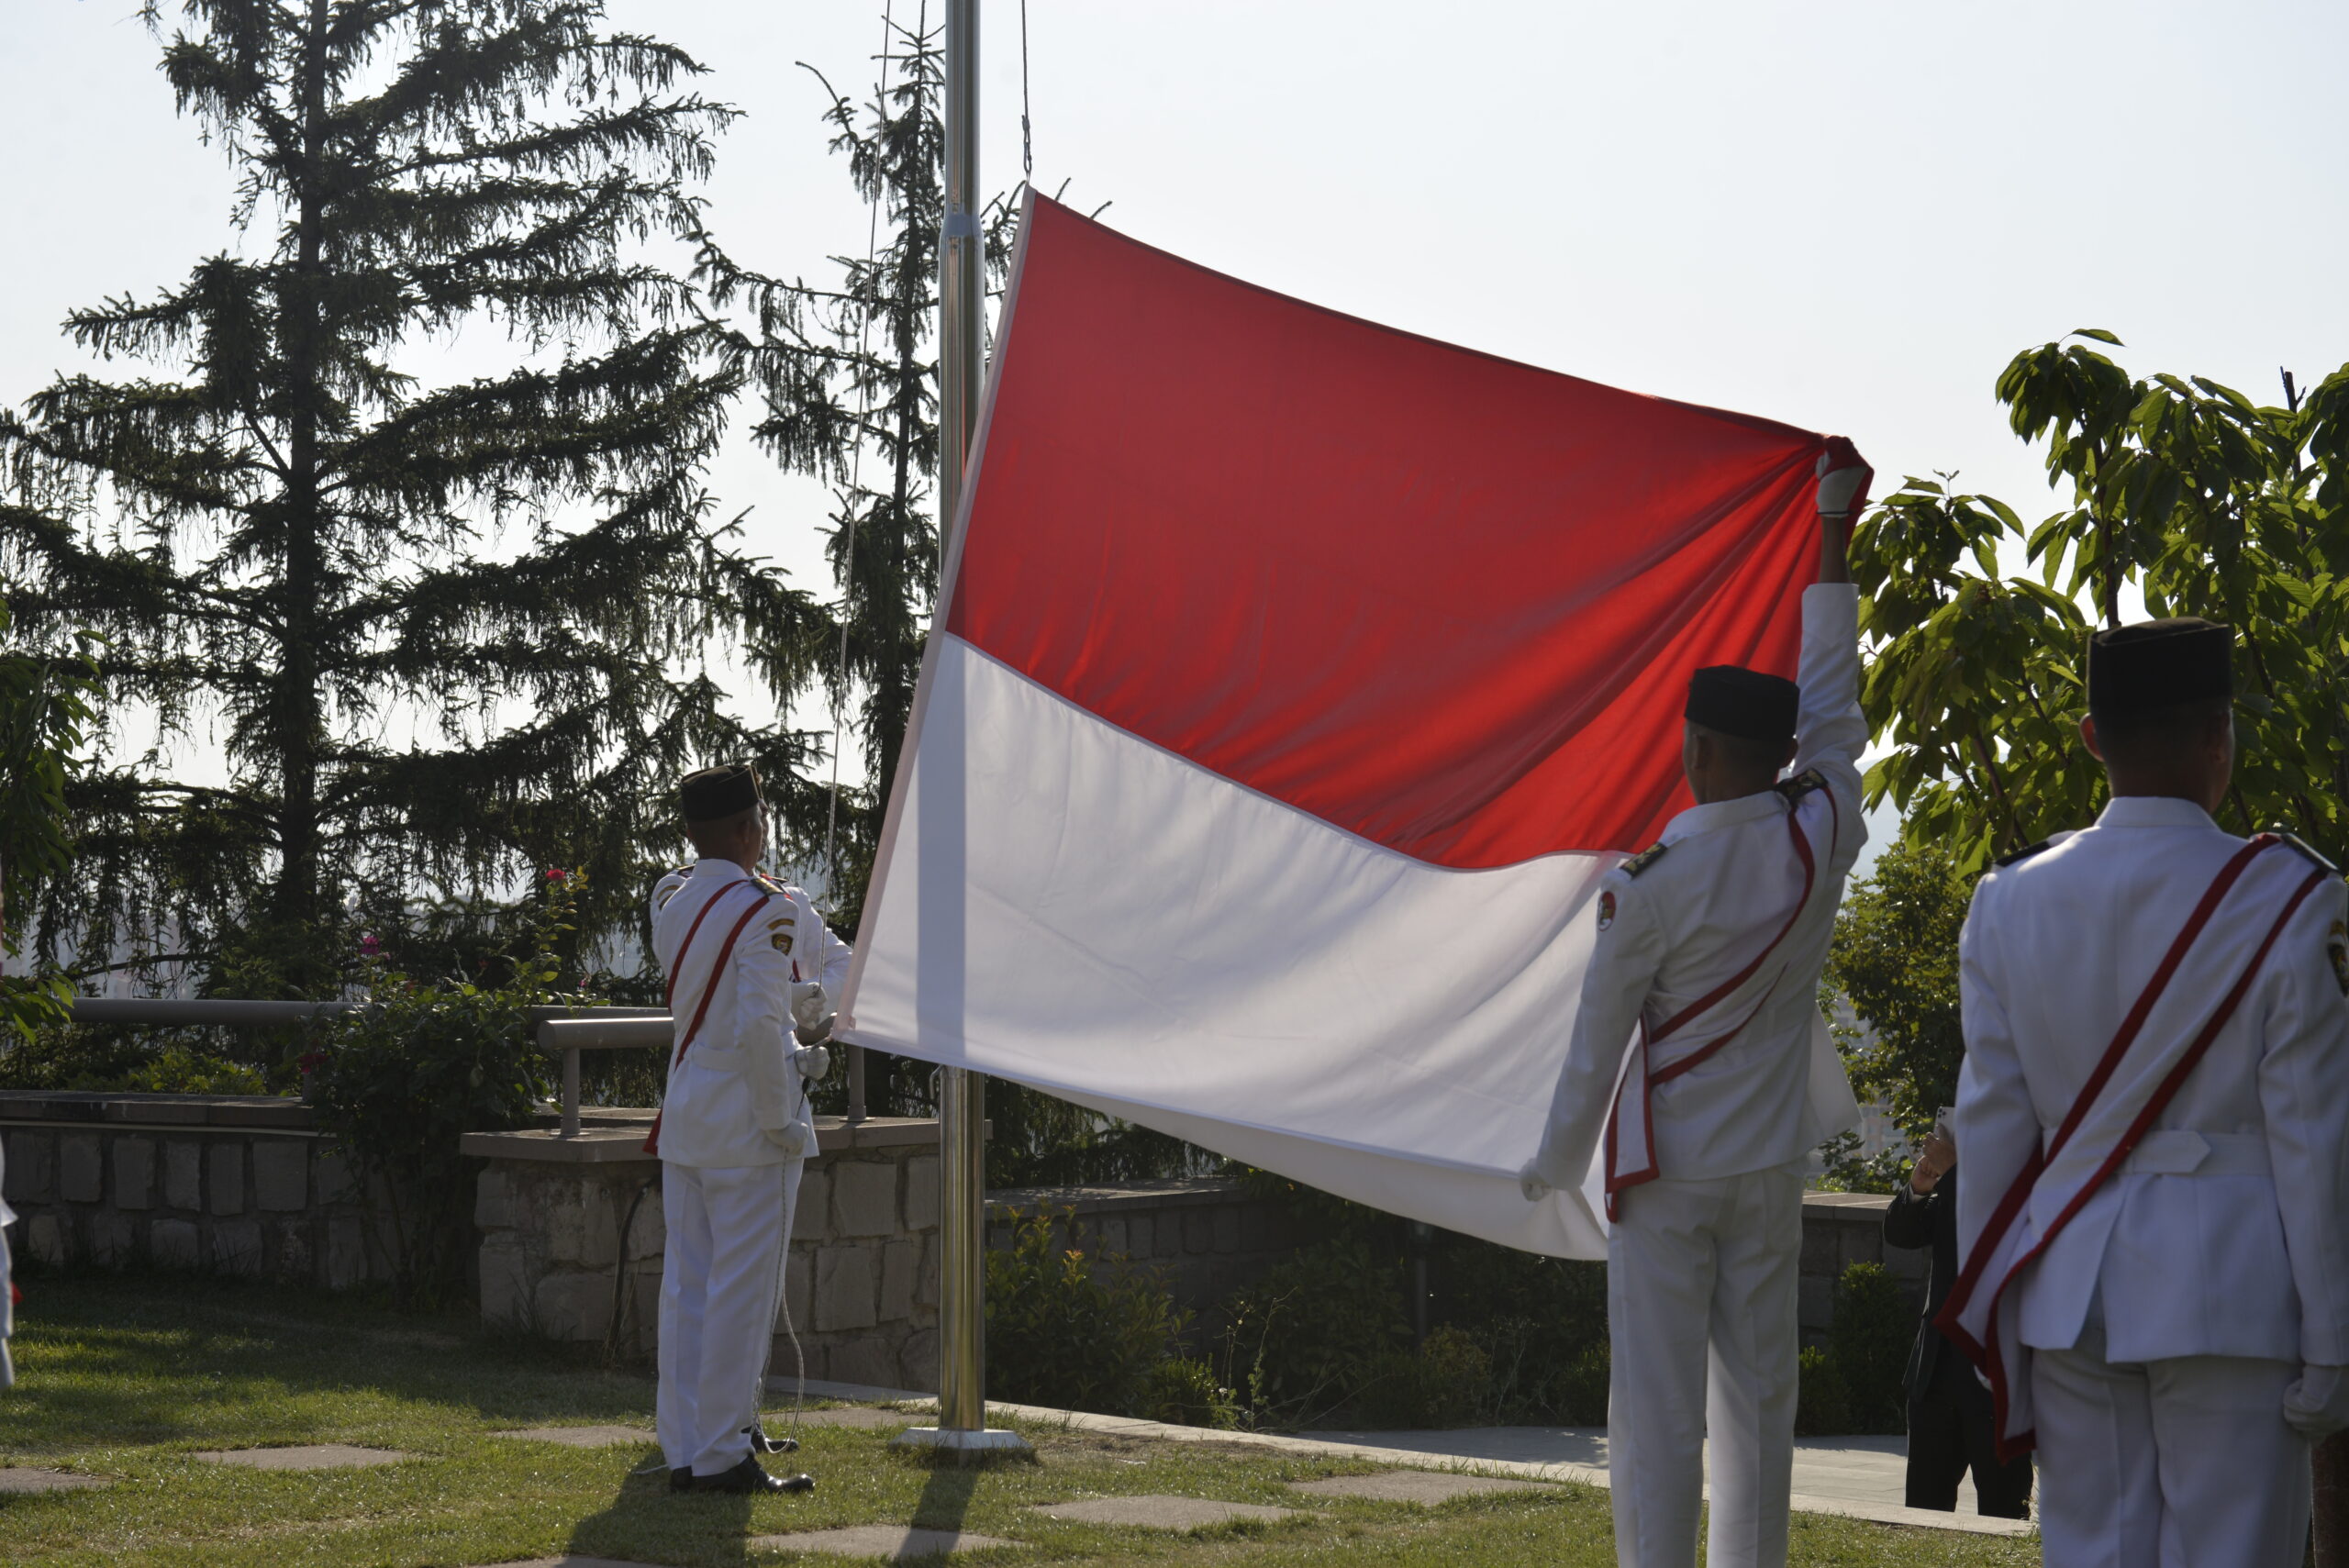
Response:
[657,1160,801,1476]
[2033,1308,2306,1568]
[1607,1166,1802,1568]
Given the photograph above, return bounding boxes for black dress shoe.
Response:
[693,1454,815,1495]
[670,1467,694,1493]
[744,1420,800,1454]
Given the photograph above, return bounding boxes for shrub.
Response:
[1795,1344,1852,1437]
[1354,1325,1493,1429]
[985,1206,1186,1416]
[0,1027,270,1094]
[1431,1242,1611,1425]
[119,1045,267,1095]
[1476,1313,1610,1427]
[306,870,587,1309]
[1142,1355,1239,1429]
[1224,1238,1409,1424]
[1829,1262,1913,1434]
[1792,1262,1915,1436]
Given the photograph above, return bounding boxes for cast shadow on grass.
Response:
[561,1461,760,1566]
[0,1268,653,1453]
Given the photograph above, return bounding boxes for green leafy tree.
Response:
[1819,837,1969,1190]
[0,598,100,1044]
[0,0,829,1016]
[1856,331,2349,868]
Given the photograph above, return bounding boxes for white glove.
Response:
[789,979,834,1046]
[2285,1365,2349,1440]
[1815,440,1872,517]
[795,1044,832,1083]
[1517,1160,1554,1204]
[763,1119,813,1159]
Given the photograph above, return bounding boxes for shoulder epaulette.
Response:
[1994,839,2054,869]
[1620,841,1669,879]
[1775,768,1828,801]
[2269,830,2340,874]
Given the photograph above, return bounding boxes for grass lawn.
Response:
[0,1271,2035,1567]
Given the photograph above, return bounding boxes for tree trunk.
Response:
[272,0,333,936]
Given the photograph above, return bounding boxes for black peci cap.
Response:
[679,762,763,824]
[1686,665,1800,743]
[2086,618,2232,717]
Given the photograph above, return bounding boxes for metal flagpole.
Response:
[894,0,1030,1461]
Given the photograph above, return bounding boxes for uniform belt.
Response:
[2117,1129,2272,1179]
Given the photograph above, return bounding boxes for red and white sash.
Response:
[641,877,772,1158]
[1936,834,2330,1460]
[1602,785,1840,1219]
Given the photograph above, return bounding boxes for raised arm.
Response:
[1790,442,1871,829]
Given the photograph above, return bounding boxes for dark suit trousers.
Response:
[1906,1351,2032,1518]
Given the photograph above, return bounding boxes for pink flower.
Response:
[545,867,569,883]
[359,934,383,956]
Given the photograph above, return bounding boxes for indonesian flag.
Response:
[836,194,1848,1258]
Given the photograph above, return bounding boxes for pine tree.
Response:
[0,597,99,1043]
[698,14,959,941]
[697,16,1190,1181]
[0,0,829,1007]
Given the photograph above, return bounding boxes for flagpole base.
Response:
[890,1426,1034,1461]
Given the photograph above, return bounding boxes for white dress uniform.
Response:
[650,856,852,1480]
[1527,584,1866,1568]
[1954,798,2349,1566]
[2,1140,15,1389]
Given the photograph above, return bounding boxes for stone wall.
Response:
[462,1116,943,1391]
[0,1091,393,1288]
[986,1178,1302,1329]
[1798,1190,1925,1342]
[983,1182,1920,1351]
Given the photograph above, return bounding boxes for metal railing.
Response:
[60,997,870,1139]
[532,1010,666,1136]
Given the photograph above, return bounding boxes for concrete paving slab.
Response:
[191,1443,408,1470]
[771,1383,2031,1538]
[0,1466,110,1493]
[1027,1495,1298,1530]
[750,1525,1016,1559]
[1289,1470,1558,1505]
[1307,1427,2031,1534]
[495,1426,656,1448]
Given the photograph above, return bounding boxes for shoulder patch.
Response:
[2270,830,2341,875]
[1775,768,1828,801]
[1620,841,1669,879]
[1994,839,2056,869]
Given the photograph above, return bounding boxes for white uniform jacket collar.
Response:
[2091,795,2221,832]
[688,856,756,885]
[1659,785,1787,844]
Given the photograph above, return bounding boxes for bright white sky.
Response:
[6,0,2347,862]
